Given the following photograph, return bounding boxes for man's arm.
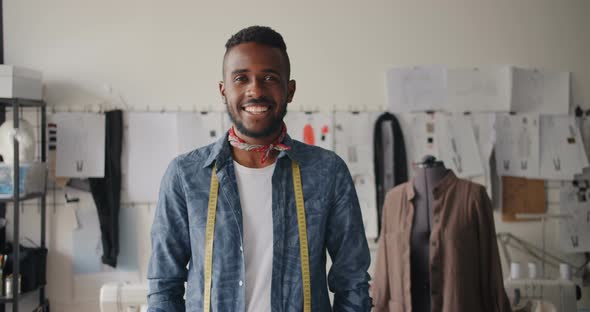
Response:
[325,155,372,312]
[147,159,191,312]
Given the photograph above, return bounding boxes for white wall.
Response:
[4,0,590,311]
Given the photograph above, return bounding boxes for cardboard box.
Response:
[0,65,43,100]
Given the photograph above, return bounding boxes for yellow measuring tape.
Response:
[203,162,311,312]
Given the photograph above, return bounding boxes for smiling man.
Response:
[147,26,372,312]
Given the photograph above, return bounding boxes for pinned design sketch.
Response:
[51,113,106,178]
[386,66,447,113]
[284,112,334,151]
[446,67,512,112]
[334,112,380,238]
[512,68,570,115]
[538,116,589,180]
[559,171,590,252]
[494,114,540,178]
[386,66,570,115]
[435,114,484,178]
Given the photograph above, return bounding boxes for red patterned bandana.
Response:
[228,123,291,163]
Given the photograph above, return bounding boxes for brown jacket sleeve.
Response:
[476,185,512,312]
[372,192,393,312]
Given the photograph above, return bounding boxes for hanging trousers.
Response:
[373,112,408,238]
[0,106,6,252]
[89,110,123,267]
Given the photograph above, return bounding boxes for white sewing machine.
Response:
[99,282,148,312]
[504,278,578,312]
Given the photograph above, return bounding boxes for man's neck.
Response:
[231,127,282,168]
[232,148,278,168]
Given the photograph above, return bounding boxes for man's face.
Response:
[220,42,296,139]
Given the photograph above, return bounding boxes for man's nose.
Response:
[246,79,264,98]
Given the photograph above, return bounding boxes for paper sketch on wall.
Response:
[116,207,141,272]
[559,171,590,252]
[512,67,570,115]
[494,114,540,178]
[46,122,68,187]
[177,112,224,154]
[386,65,447,113]
[222,113,232,132]
[72,207,103,274]
[334,112,380,238]
[51,113,106,178]
[125,112,229,202]
[353,173,378,239]
[334,112,379,171]
[436,114,484,178]
[446,67,511,112]
[284,112,334,150]
[467,113,496,195]
[407,113,440,163]
[581,114,590,160]
[72,205,140,274]
[125,113,179,202]
[538,115,589,180]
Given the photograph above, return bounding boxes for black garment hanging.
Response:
[373,112,408,238]
[0,106,6,255]
[89,110,123,267]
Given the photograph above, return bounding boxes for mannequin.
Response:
[411,155,448,312]
[372,155,511,312]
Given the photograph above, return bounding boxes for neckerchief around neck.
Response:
[228,123,291,163]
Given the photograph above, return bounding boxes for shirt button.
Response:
[431,241,437,247]
[240,246,243,252]
[434,216,440,223]
[239,280,243,287]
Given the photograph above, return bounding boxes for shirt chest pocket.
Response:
[286,198,325,248]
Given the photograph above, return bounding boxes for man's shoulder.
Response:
[173,142,217,171]
[290,139,340,162]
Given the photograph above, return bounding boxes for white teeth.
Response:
[244,106,269,113]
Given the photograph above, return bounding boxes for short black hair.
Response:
[224,25,291,77]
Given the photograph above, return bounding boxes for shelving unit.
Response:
[0,98,48,312]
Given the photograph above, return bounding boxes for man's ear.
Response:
[287,80,296,103]
[219,81,227,104]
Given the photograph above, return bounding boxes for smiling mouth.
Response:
[242,105,270,114]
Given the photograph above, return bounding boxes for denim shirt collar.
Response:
[202,131,304,170]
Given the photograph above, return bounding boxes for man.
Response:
[147,25,371,312]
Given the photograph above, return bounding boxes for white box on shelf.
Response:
[0,65,43,100]
[0,162,47,198]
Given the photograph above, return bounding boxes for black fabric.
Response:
[0,106,5,257]
[4,244,48,293]
[373,112,408,238]
[89,110,123,267]
[410,196,432,312]
[0,0,3,65]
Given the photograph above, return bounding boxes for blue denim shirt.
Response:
[147,133,372,312]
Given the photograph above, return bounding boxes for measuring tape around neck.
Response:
[203,162,311,312]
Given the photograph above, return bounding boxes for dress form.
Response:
[411,156,448,312]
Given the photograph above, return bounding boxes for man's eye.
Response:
[234,76,247,82]
[264,75,279,82]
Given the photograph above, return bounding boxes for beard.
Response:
[227,102,288,139]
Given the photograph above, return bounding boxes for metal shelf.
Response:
[0,193,45,203]
[0,98,45,108]
[0,286,45,304]
[0,98,48,312]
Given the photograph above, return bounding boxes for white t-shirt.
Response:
[233,161,275,312]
